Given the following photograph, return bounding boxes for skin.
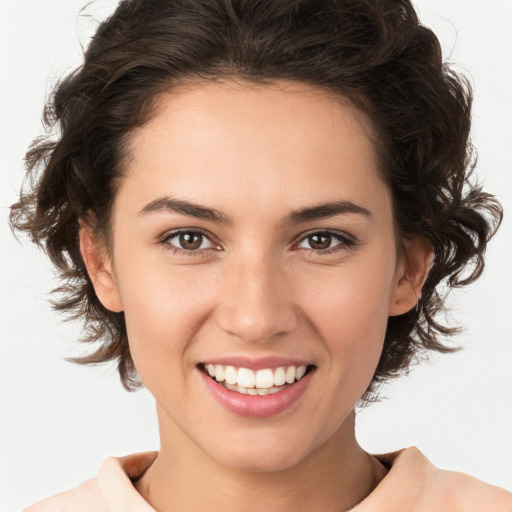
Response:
[80,80,431,512]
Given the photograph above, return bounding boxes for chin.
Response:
[202,427,326,474]
[218,446,309,474]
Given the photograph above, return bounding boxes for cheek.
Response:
[303,257,396,373]
[114,256,219,379]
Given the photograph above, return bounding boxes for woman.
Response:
[6,0,512,510]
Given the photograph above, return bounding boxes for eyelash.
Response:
[160,228,219,257]
[294,230,357,256]
[159,229,357,257]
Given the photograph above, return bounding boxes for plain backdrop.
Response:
[1,1,511,510]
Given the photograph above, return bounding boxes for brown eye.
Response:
[164,230,214,252]
[179,232,203,250]
[297,230,355,253]
[308,233,332,250]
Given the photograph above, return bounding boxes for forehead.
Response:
[119,80,391,220]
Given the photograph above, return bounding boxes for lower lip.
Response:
[199,369,313,418]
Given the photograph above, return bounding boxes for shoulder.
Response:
[356,447,512,512]
[23,452,158,512]
[23,477,103,512]
[428,468,512,512]
[403,447,512,512]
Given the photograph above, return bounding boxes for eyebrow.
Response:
[139,197,371,225]
[139,197,234,225]
[283,200,372,224]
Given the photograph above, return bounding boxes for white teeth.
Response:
[224,383,248,394]
[237,368,256,388]
[223,382,285,396]
[285,366,296,384]
[205,363,311,394]
[255,369,274,389]
[273,367,286,386]
[214,364,225,382]
[224,366,237,385]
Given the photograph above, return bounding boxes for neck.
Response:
[135,408,385,512]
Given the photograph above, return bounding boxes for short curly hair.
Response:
[10,0,502,398]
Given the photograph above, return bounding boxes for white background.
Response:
[1,1,511,510]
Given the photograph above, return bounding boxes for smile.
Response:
[202,364,311,395]
[199,361,315,418]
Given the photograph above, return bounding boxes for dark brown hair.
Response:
[10,0,502,398]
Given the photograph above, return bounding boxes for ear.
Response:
[79,221,123,313]
[388,237,433,317]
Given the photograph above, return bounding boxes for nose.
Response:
[214,251,298,343]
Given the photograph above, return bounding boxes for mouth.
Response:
[199,363,316,396]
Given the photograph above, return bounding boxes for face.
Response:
[83,80,424,472]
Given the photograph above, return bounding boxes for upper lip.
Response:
[199,355,314,371]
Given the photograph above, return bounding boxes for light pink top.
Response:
[24,447,512,511]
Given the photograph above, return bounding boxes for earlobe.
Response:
[79,222,123,313]
[389,237,433,317]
